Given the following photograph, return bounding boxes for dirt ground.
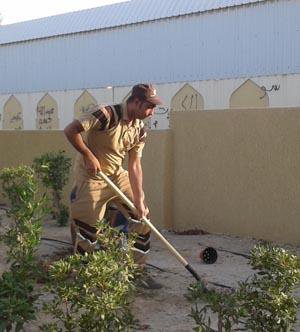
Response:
[0,208,299,332]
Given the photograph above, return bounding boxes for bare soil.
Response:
[0,208,299,331]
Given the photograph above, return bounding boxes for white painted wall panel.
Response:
[1,74,300,130]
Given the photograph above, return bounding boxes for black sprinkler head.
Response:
[200,247,218,264]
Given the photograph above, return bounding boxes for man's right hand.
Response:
[84,154,101,176]
[134,198,149,221]
[64,120,101,177]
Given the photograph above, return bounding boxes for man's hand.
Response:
[84,154,101,176]
[134,199,149,220]
[144,203,150,219]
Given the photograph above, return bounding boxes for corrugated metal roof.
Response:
[1,0,298,94]
[0,0,268,45]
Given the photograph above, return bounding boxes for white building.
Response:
[0,0,299,130]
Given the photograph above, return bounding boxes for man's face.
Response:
[134,100,156,120]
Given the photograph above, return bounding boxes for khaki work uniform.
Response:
[70,103,150,264]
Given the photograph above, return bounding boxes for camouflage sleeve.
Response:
[76,106,112,131]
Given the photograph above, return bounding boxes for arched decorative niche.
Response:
[74,90,97,119]
[230,79,269,109]
[3,95,23,130]
[171,84,204,112]
[36,93,59,130]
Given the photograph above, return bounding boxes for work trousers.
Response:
[70,170,150,264]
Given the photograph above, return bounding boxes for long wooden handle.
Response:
[97,171,202,281]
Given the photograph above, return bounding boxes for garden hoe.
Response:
[97,171,205,285]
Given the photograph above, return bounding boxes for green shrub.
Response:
[0,166,48,331]
[56,204,69,227]
[33,150,72,226]
[41,222,139,332]
[0,269,37,332]
[187,245,300,332]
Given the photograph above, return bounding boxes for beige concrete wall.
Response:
[1,109,300,245]
[0,131,172,229]
[142,131,173,229]
[171,108,300,245]
[0,131,76,204]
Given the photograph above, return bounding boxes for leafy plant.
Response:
[41,221,139,332]
[33,150,72,226]
[56,204,69,227]
[187,245,300,332]
[0,166,48,331]
[0,269,37,332]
